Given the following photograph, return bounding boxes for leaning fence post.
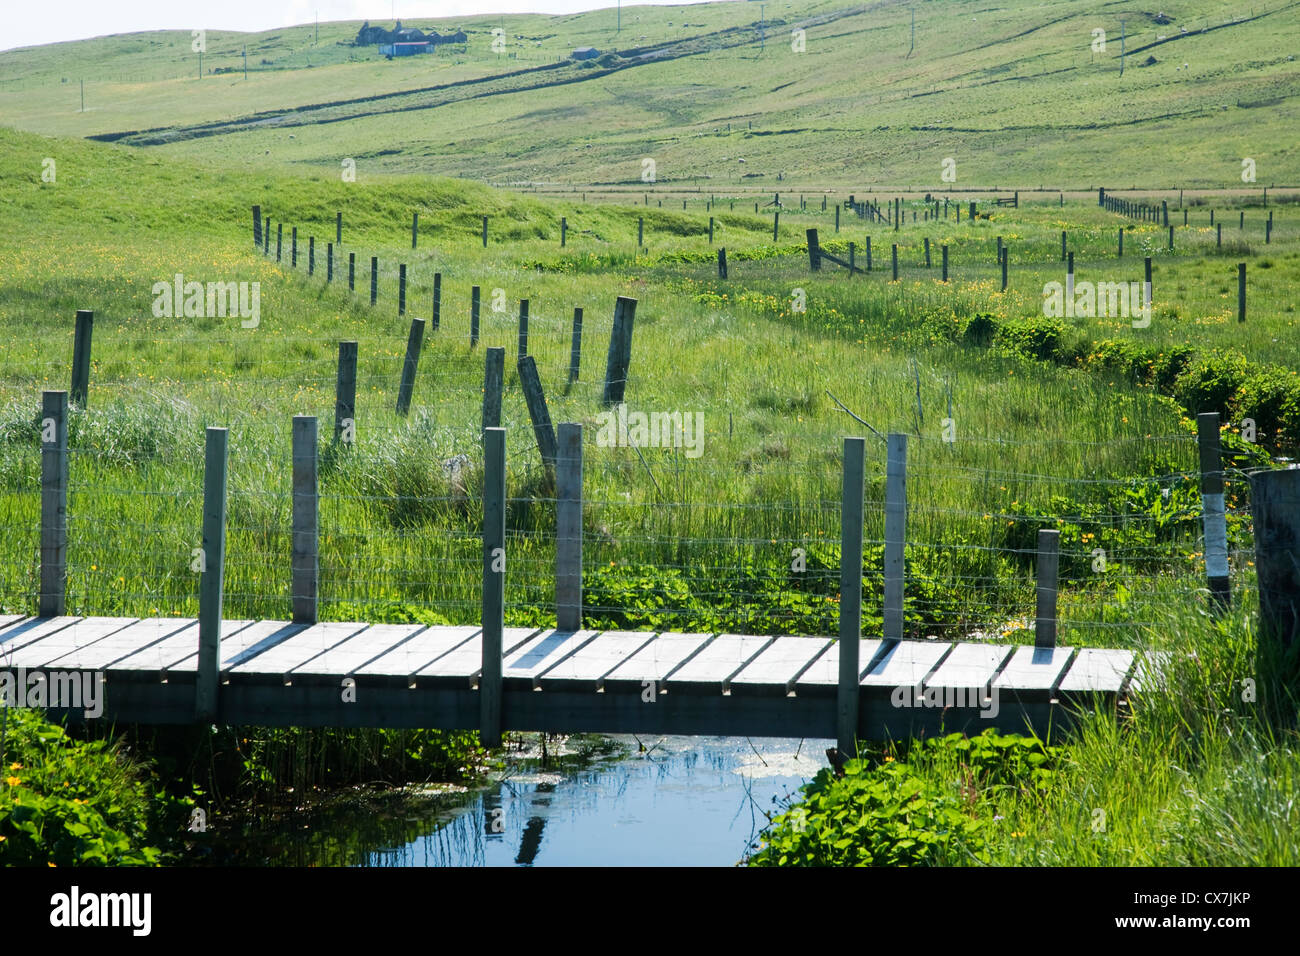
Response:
[884,433,907,641]
[71,309,93,407]
[837,436,865,762]
[334,341,357,445]
[481,425,505,747]
[471,286,481,346]
[806,228,821,271]
[39,390,68,617]
[517,299,529,359]
[518,355,558,470]
[395,318,426,416]
[1198,412,1230,609]
[483,347,504,429]
[602,296,637,406]
[1035,529,1060,648]
[292,415,319,625]
[568,307,583,385]
[556,423,583,631]
[195,426,228,722]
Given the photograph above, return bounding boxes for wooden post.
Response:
[996,235,1003,264]
[708,216,714,244]
[395,318,426,416]
[252,205,261,247]
[895,197,901,231]
[1144,256,1153,310]
[430,273,442,331]
[941,244,949,282]
[471,286,481,346]
[70,309,93,407]
[849,242,855,273]
[1217,223,1222,248]
[1250,465,1300,685]
[482,215,488,247]
[398,263,407,315]
[1001,248,1008,291]
[39,390,68,617]
[1198,412,1230,609]
[370,256,378,306]
[412,211,418,249]
[556,423,583,631]
[883,434,907,641]
[638,217,644,247]
[1067,252,1074,300]
[1162,200,1169,226]
[292,227,297,267]
[276,223,282,262]
[568,307,583,385]
[195,426,228,722]
[968,200,975,221]
[837,436,865,761]
[1238,263,1246,323]
[348,252,355,291]
[561,216,567,247]
[602,296,637,406]
[292,416,318,625]
[1184,208,1188,226]
[773,211,780,242]
[1061,230,1067,261]
[333,342,357,446]
[1118,227,1124,258]
[1240,210,1244,230]
[517,299,529,359]
[481,425,505,747]
[924,237,931,268]
[308,236,315,276]
[806,228,821,271]
[336,211,342,244]
[717,247,727,279]
[1034,529,1060,648]
[482,348,504,429]
[1169,226,1174,251]
[835,205,840,232]
[327,242,333,282]
[518,356,557,469]
[1267,219,1272,244]
[891,243,898,281]
[264,218,271,255]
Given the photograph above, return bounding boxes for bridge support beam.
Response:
[556,424,583,632]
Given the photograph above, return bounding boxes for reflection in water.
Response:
[365,735,830,867]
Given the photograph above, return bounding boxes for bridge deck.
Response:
[0,616,1142,740]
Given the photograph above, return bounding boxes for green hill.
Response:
[2,0,1298,188]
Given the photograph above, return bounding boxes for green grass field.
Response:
[1,0,1298,866]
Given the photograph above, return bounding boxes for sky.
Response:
[0,0,726,52]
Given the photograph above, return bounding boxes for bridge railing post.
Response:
[837,436,866,762]
[196,426,229,722]
[883,434,907,641]
[1034,529,1060,648]
[481,426,506,747]
[292,416,319,625]
[483,347,504,430]
[1198,412,1230,609]
[556,424,583,632]
[39,390,69,617]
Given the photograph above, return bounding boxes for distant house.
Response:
[380,42,431,57]
[571,47,600,60]
[356,21,468,52]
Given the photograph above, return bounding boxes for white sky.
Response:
[1,0,727,52]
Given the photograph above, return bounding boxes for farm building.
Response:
[572,47,600,60]
[379,42,430,57]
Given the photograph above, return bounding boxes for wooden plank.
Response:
[227,621,370,677]
[41,617,195,670]
[417,627,541,682]
[3,617,139,667]
[354,625,480,678]
[500,628,601,688]
[795,640,884,691]
[859,639,952,687]
[107,620,245,673]
[0,616,82,655]
[162,620,304,674]
[665,634,773,692]
[602,632,714,689]
[0,615,28,635]
[730,636,832,696]
[290,623,427,677]
[924,642,1014,690]
[992,644,1075,693]
[536,631,658,691]
[1057,647,1135,694]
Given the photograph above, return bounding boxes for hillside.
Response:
[1,0,1298,188]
